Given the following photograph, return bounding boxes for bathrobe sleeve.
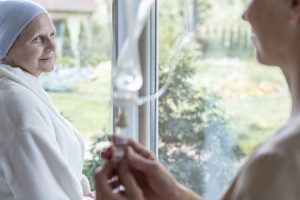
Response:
[0,84,85,200]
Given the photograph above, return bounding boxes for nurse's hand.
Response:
[94,159,145,200]
[102,136,203,200]
[84,192,96,199]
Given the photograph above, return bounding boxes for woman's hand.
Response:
[101,136,203,200]
[94,158,145,200]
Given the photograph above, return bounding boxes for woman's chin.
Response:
[39,60,55,72]
[45,65,55,72]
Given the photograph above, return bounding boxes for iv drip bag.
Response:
[113,0,155,108]
[113,42,143,92]
[112,0,196,108]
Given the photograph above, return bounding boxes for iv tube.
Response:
[137,32,195,105]
[112,0,197,159]
[113,0,197,108]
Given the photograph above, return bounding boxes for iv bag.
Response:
[113,43,143,92]
[112,0,155,108]
[112,0,197,108]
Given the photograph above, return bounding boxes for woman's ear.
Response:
[4,54,10,62]
[3,53,14,66]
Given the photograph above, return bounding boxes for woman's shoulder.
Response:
[0,78,50,128]
[0,77,42,108]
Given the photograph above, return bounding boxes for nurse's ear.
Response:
[290,0,300,24]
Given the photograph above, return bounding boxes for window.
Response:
[42,0,113,138]
[156,1,289,199]
[49,0,289,196]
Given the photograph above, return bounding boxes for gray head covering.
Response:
[0,0,48,60]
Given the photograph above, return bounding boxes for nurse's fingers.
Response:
[94,162,123,200]
[117,160,145,200]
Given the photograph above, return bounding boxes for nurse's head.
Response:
[0,0,56,77]
[242,0,300,68]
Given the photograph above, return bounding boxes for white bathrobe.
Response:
[0,64,91,200]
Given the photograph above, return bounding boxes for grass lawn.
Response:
[194,58,291,155]
[49,92,112,138]
[221,96,290,154]
[48,63,112,138]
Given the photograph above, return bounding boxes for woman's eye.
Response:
[33,36,42,42]
[50,32,56,37]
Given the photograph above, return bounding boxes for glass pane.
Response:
[158,1,290,199]
[35,0,112,188]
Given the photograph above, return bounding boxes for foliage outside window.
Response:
[158,1,289,199]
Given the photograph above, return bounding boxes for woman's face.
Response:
[4,14,56,77]
[242,0,291,66]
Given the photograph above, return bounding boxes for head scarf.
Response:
[0,0,48,60]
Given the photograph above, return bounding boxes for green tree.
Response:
[158,1,243,199]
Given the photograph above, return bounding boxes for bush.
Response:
[158,4,244,197]
[41,67,91,92]
[158,44,243,199]
[83,135,108,190]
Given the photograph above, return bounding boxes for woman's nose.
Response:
[45,37,56,51]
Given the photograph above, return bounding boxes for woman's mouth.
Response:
[40,52,55,61]
[40,57,52,61]
[39,56,54,63]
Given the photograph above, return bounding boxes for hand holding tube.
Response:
[94,158,145,200]
[97,135,203,200]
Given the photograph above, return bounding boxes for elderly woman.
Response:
[0,1,94,199]
[95,0,300,199]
